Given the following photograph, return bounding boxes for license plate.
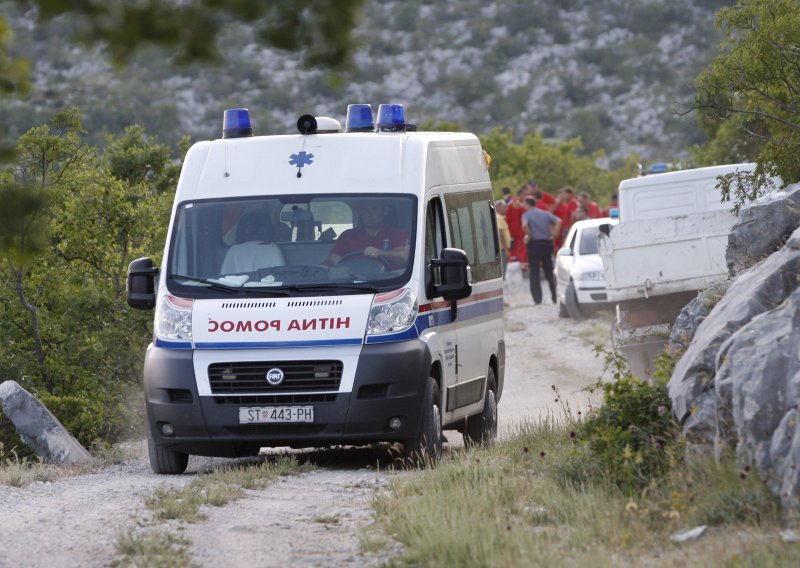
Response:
[238,406,314,424]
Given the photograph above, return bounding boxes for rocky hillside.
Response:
[1,0,731,163]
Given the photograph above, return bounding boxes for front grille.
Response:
[213,393,339,405]
[208,360,343,394]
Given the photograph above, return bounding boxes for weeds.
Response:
[113,529,195,568]
[0,443,62,486]
[144,455,307,523]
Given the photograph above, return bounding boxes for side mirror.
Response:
[598,223,612,236]
[431,248,472,301]
[557,247,573,257]
[127,257,158,310]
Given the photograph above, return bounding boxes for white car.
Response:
[555,217,618,319]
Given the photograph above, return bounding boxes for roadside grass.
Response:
[373,419,797,567]
[0,443,62,487]
[144,455,309,523]
[112,529,195,568]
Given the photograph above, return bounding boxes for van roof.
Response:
[176,131,488,201]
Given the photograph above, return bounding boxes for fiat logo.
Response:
[266,368,284,386]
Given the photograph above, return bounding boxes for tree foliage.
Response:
[693,0,800,210]
[0,109,179,450]
[479,128,638,205]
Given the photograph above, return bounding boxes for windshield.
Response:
[166,194,416,297]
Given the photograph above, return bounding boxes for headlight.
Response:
[367,288,417,335]
[155,295,193,341]
[574,270,604,282]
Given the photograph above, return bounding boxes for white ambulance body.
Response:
[127,107,505,474]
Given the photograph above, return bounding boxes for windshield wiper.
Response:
[169,274,245,294]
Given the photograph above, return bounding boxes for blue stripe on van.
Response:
[154,339,193,349]
[416,296,504,334]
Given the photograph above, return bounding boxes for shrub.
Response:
[579,376,682,492]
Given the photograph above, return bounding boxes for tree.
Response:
[479,128,637,206]
[692,0,800,212]
[0,111,180,447]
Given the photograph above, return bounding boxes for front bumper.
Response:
[143,341,431,457]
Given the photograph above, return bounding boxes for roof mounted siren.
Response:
[222,109,253,139]
[376,104,416,133]
[297,114,342,134]
[345,103,374,132]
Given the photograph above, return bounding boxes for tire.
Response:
[565,281,585,320]
[147,422,189,475]
[558,299,569,318]
[404,377,443,467]
[464,367,498,447]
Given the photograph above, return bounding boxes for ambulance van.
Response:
[127,104,505,473]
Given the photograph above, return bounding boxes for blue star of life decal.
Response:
[289,151,314,168]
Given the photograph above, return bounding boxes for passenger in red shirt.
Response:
[324,202,410,270]
[578,191,602,218]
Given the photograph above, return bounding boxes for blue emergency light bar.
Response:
[222,108,253,139]
[376,104,406,132]
[345,104,374,132]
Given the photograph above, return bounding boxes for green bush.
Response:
[37,392,142,450]
[579,376,682,492]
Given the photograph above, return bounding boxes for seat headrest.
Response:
[236,212,273,243]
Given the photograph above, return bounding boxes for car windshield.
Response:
[167,194,416,298]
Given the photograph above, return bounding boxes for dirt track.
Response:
[0,268,610,567]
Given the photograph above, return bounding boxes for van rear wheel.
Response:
[147,422,189,475]
[464,367,498,447]
[404,377,443,467]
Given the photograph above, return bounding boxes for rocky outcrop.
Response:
[0,380,95,465]
[668,191,800,509]
[726,183,800,277]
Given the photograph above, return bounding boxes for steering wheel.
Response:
[337,250,390,279]
[339,250,392,268]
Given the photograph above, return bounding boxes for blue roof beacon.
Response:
[222,108,253,139]
[345,104,374,132]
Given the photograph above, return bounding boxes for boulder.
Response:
[0,380,95,465]
[726,183,800,277]
[668,226,800,445]
[714,288,800,508]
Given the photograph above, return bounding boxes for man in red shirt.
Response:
[324,202,410,269]
[578,191,602,218]
[552,186,578,249]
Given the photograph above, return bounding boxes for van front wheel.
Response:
[464,367,498,447]
[404,377,443,466]
[147,422,189,475]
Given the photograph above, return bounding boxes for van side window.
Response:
[444,191,502,282]
[425,197,446,297]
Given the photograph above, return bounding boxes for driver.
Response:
[324,202,410,270]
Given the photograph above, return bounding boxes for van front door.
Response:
[443,190,503,420]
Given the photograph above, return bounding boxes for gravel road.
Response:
[0,271,609,568]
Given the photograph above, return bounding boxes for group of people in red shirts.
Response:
[499,180,606,268]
